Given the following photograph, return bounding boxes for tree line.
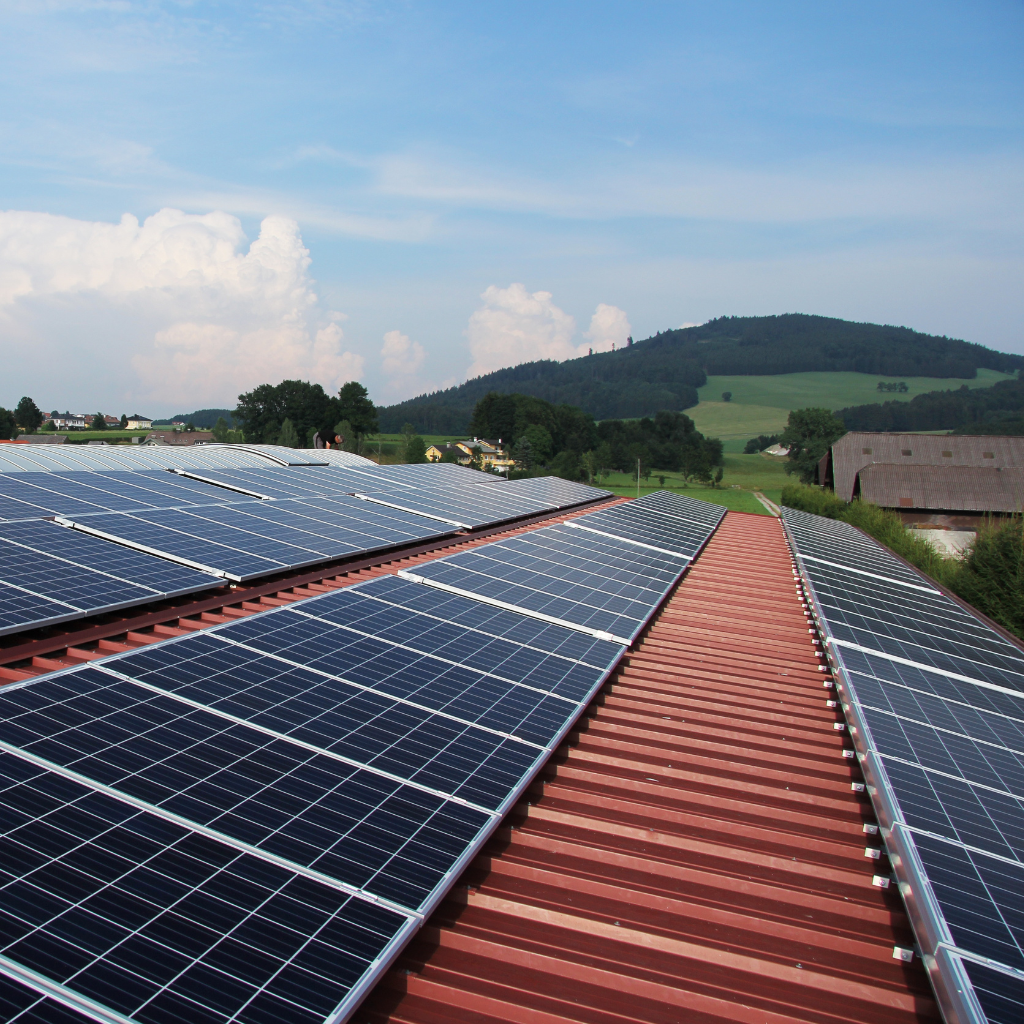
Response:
[838,374,1024,433]
[401,390,725,485]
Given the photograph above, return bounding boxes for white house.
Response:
[48,413,87,430]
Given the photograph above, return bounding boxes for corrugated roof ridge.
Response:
[355,511,940,1024]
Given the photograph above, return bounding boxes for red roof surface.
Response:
[353,511,939,1024]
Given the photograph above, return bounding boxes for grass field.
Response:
[689,368,1012,440]
[597,452,789,516]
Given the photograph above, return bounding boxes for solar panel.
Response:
[565,491,725,558]
[401,521,691,643]
[783,504,1024,1023]
[0,521,221,636]
[56,498,453,582]
[0,748,413,1024]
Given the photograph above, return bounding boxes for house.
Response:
[47,413,87,430]
[426,437,514,470]
[104,415,120,427]
[126,414,153,430]
[820,431,1024,518]
[144,430,215,446]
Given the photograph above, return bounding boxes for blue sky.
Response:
[1,1,1021,416]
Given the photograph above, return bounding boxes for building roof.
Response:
[0,501,941,1024]
[831,431,1024,502]
[356,512,938,1024]
[857,463,1024,512]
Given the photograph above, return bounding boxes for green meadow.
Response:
[689,367,1012,441]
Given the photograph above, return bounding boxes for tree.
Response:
[41,419,56,432]
[404,435,427,463]
[337,382,378,451]
[512,436,533,472]
[779,407,847,484]
[333,419,354,452]
[212,417,231,443]
[519,424,553,464]
[15,397,43,433]
[235,380,340,445]
[0,408,19,440]
[713,466,724,487]
[119,414,129,429]
[722,392,732,402]
[580,450,597,485]
[277,418,299,448]
[743,433,780,454]
[91,413,107,431]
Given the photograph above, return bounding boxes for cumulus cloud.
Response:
[466,284,633,377]
[584,303,631,353]
[380,329,425,379]
[0,207,362,408]
[466,283,578,378]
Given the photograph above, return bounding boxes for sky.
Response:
[0,1,1021,417]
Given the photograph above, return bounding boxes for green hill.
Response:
[378,314,1023,434]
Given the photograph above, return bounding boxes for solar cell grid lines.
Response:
[0,749,412,1024]
[358,574,624,670]
[0,521,221,637]
[56,497,453,582]
[0,666,493,909]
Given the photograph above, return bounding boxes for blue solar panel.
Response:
[0,748,411,1024]
[784,503,1024,1023]
[58,497,455,583]
[962,957,1024,1024]
[0,521,221,636]
[403,519,694,643]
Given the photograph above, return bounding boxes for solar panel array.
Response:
[0,521,221,637]
[0,490,721,1023]
[0,444,376,474]
[0,450,611,636]
[401,490,725,643]
[782,506,1024,1024]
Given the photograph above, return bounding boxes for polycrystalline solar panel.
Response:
[405,548,648,642]
[961,958,1024,1024]
[567,490,725,557]
[173,466,371,500]
[0,521,221,636]
[784,504,1024,1022]
[286,576,623,701]
[0,969,104,1024]
[57,511,290,581]
[0,749,411,1024]
[0,667,493,908]
[58,497,454,582]
[362,574,625,670]
[909,833,1024,971]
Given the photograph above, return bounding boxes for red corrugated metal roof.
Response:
[352,511,939,1024]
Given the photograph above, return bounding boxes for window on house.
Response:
[983,452,995,459]
[901,449,912,456]
[862,447,872,455]
[942,451,952,457]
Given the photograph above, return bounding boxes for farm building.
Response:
[819,431,1024,515]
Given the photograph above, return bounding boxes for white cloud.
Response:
[584,303,631,353]
[0,207,363,408]
[380,329,425,379]
[466,283,578,378]
[465,286,634,377]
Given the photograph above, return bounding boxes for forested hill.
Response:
[379,314,1023,434]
